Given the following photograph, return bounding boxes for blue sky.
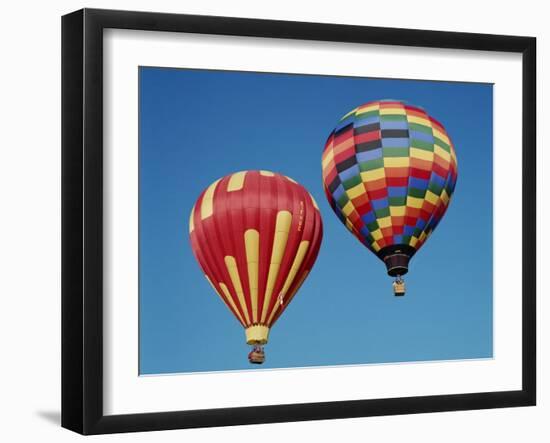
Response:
[139,67,493,375]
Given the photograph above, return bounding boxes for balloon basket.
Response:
[248,346,265,364]
[393,277,406,296]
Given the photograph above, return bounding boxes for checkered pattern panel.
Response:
[322,100,458,254]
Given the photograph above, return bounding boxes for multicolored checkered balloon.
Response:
[321,100,458,294]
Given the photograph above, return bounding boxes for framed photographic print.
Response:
[61,8,536,435]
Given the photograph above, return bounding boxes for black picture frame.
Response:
[62,8,536,435]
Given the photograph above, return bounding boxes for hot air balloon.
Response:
[189,170,323,364]
[321,100,458,296]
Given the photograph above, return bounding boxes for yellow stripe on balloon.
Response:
[188,204,195,233]
[425,190,439,205]
[433,128,450,145]
[434,145,451,162]
[356,104,378,115]
[341,201,354,217]
[360,168,385,182]
[280,241,309,296]
[346,183,365,199]
[407,115,431,126]
[322,149,334,170]
[266,240,310,325]
[219,277,246,325]
[200,179,220,220]
[390,206,406,216]
[341,107,358,120]
[260,170,275,177]
[224,256,251,325]
[371,229,383,241]
[227,171,247,192]
[377,216,392,228]
[441,190,450,205]
[205,275,236,320]
[384,157,409,168]
[244,229,260,323]
[261,210,292,323]
[204,275,220,298]
[410,148,434,162]
[380,107,406,115]
[406,196,424,209]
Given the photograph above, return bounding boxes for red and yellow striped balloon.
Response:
[189,170,322,360]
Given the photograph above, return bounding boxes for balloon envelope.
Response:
[322,100,458,278]
[189,170,323,345]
